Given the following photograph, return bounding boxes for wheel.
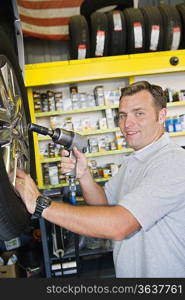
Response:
[69,15,90,60]
[141,7,164,52]
[176,3,185,49]
[0,26,35,241]
[107,10,127,56]
[158,5,182,51]
[123,7,146,54]
[80,0,133,20]
[90,12,109,57]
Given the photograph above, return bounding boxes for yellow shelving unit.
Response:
[40,148,133,164]
[25,50,185,189]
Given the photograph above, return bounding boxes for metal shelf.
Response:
[25,49,185,87]
[40,148,133,163]
[38,127,121,141]
[41,177,110,190]
[167,101,185,107]
[35,104,118,117]
[169,131,185,136]
[34,101,185,119]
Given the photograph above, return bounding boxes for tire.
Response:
[0,26,35,241]
[69,15,90,60]
[176,3,185,49]
[158,5,182,51]
[107,10,127,56]
[123,8,146,54]
[80,0,133,20]
[141,7,163,52]
[90,12,109,57]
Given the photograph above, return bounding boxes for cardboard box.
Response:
[0,264,17,278]
[0,250,20,278]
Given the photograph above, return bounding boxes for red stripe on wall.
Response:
[17,0,84,10]
[23,29,69,40]
[20,14,69,26]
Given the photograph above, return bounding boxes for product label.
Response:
[49,165,59,185]
[113,12,122,31]
[133,22,143,48]
[171,27,181,50]
[4,237,21,250]
[150,25,160,51]
[78,44,86,60]
[95,30,105,56]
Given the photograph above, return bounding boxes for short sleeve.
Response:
[117,155,185,231]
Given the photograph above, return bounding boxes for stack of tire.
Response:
[69,1,184,60]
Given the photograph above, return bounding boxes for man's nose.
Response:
[124,115,135,128]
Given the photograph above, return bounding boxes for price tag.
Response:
[95,30,105,56]
[171,27,181,50]
[113,12,122,31]
[78,44,86,59]
[150,25,160,51]
[133,22,143,48]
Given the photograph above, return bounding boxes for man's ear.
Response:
[159,108,167,124]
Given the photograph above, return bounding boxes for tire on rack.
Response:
[69,15,90,60]
[0,26,35,241]
[158,5,182,51]
[123,7,146,54]
[141,6,164,52]
[107,10,127,56]
[80,0,133,21]
[176,3,185,49]
[90,12,109,57]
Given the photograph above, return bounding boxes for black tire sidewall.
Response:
[69,15,90,59]
[107,10,127,56]
[81,0,133,19]
[158,5,182,51]
[123,8,146,54]
[90,12,109,57]
[0,26,32,240]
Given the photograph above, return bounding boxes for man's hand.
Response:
[15,169,40,214]
[61,146,89,180]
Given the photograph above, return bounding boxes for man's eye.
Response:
[136,112,144,116]
[119,114,127,120]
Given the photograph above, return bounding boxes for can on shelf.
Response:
[180,114,185,131]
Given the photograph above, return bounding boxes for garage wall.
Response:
[24,0,185,65]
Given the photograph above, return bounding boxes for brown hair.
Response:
[120,81,167,110]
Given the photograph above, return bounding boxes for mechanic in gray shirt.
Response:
[16,81,185,278]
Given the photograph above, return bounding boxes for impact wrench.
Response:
[28,123,88,205]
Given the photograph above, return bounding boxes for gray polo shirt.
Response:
[105,133,185,278]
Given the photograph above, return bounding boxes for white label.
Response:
[133,22,143,48]
[49,165,59,185]
[113,12,122,31]
[4,237,21,250]
[78,44,86,60]
[171,27,181,50]
[150,25,160,51]
[95,30,105,56]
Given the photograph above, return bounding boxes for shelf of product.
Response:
[35,104,119,117]
[40,148,133,164]
[42,178,109,190]
[38,128,121,141]
[26,50,185,190]
[41,157,121,189]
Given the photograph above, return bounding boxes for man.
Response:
[16,81,185,278]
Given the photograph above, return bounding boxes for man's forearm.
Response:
[42,201,140,240]
[78,169,108,205]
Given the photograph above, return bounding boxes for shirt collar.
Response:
[131,132,170,162]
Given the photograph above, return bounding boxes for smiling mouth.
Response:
[125,131,138,136]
